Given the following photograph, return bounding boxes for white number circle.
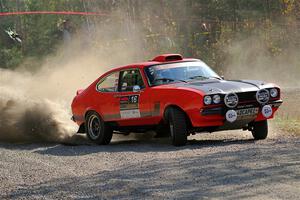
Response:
[262,105,273,118]
[226,110,237,123]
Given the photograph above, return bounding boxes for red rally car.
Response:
[71,54,282,146]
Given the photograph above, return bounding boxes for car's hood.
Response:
[176,79,273,94]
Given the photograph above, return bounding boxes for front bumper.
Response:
[190,99,283,127]
[201,100,282,116]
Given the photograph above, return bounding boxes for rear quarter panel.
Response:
[71,81,104,125]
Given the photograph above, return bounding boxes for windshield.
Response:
[145,61,220,86]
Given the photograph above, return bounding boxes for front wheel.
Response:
[167,108,188,146]
[86,111,113,145]
[251,120,268,140]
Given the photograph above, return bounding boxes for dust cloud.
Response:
[224,33,300,88]
[0,90,74,142]
[0,12,148,143]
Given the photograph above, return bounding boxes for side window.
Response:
[119,69,145,92]
[97,72,119,92]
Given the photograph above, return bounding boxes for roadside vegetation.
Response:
[0,0,299,72]
[274,118,300,136]
[272,89,300,136]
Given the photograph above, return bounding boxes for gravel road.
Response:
[0,128,299,200]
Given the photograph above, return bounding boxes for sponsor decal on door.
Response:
[119,95,141,119]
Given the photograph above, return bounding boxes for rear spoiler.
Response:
[76,89,84,95]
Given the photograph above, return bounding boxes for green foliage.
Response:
[0,0,299,70]
[0,47,23,69]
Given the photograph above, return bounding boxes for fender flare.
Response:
[162,104,192,128]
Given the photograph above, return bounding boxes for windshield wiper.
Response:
[209,76,222,80]
[153,78,187,85]
[188,75,222,80]
[188,75,209,80]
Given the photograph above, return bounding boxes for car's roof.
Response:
[94,54,202,86]
[107,57,200,73]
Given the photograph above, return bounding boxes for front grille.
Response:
[236,91,257,102]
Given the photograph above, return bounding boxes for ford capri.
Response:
[71,54,282,146]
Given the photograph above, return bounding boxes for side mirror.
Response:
[133,85,141,92]
[221,75,225,80]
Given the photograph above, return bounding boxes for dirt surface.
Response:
[0,130,299,200]
[0,88,299,199]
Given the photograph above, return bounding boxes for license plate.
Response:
[236,107,259,117]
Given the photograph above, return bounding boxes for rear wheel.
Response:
[86,111,112,145]
[166,108,188,146]
[251,120,268,140]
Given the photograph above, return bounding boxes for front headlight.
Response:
[224,93,239,108]
[256,89,270,104]
[213,94,221,104]
[204,96,212,105]
[270,88,278,98]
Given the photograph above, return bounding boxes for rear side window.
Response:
[96,72,119,92]
[119,69,145,92]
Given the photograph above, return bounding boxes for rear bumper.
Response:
[71,115,85,125]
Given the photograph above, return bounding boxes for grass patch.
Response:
[273,117,300,136]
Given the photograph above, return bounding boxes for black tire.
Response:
[85,111,113,145]
[166,108,188,146]
[155,124,170,138]
[252,120,268,140]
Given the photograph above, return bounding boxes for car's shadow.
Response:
[0,132,257,156]
[33,134,256,156]
[63,132,256,146]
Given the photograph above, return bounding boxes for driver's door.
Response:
[114,68,151,126]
